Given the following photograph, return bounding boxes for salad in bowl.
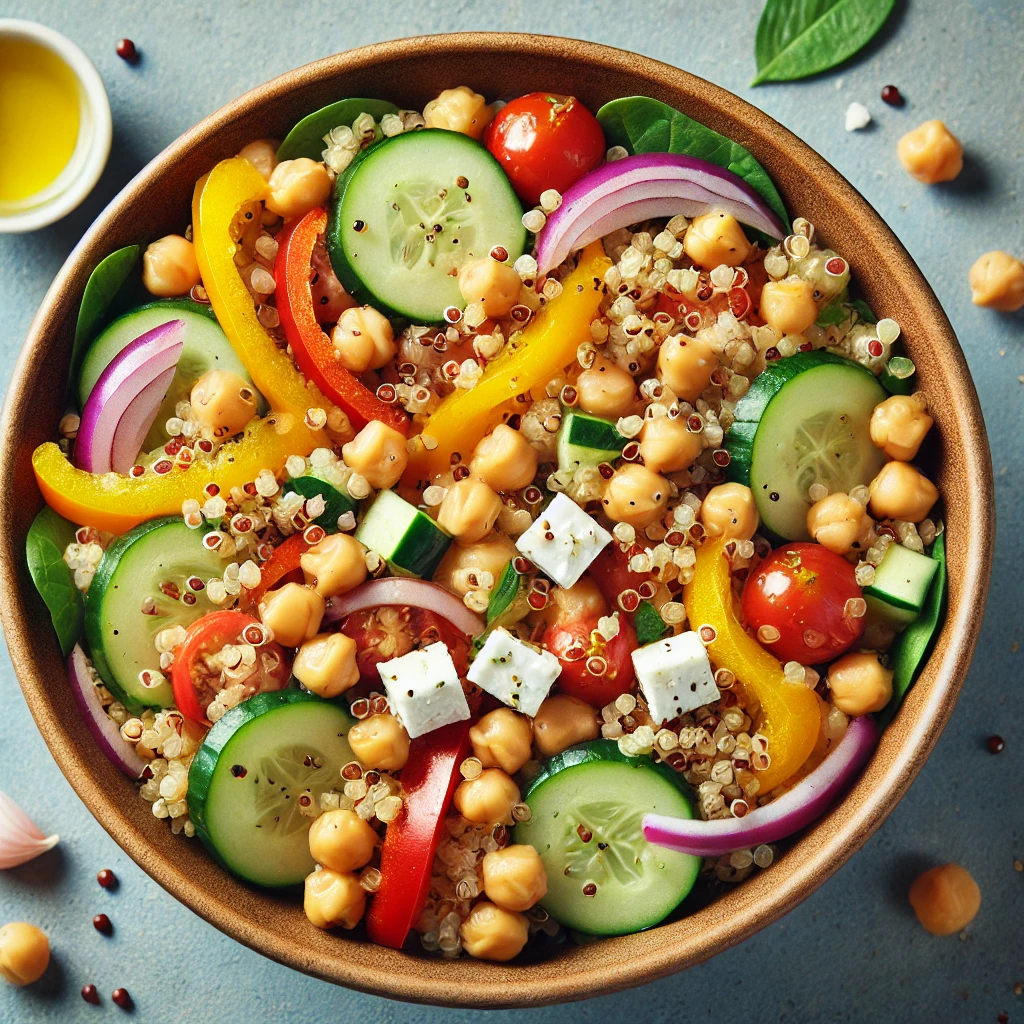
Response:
[25,80,948,963]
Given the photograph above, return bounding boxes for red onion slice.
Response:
[643,714,879,857]
[76,320,184,474]
[109,366,177,474]
[325,578,485,638]
[536,153,786,276]
[68,645,148,780]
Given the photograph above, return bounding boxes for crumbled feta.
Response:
[376,641,470,739]
[631,631,720,726]
[515,492,612,589]
[845,102,872,132]
[467,628,561,717]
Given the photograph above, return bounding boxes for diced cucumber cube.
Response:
[864,541,940,628]
[355,488,452,578]
[557,410,626,473]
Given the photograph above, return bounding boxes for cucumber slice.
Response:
[355,489,452,578]
[77,301,263,449]
[864,541,939,627]
[283,472,357,532]
[515,740,700,935]
[326,130,526,323]
[486,560,530,628]
[726,352,887,540]
[557,410,626,473]
[84,517,226,711]
[277,98,398,162]
[187,689,356,887]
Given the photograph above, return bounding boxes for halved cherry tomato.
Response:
[484,93,605,207]
[246,533,310,609]
[171,610,290,725]
[589,544,648,611]
[742,543,864,664]
[365,720,472,949]
[544,612,638,708]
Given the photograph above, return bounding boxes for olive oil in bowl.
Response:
[0,37,82,209]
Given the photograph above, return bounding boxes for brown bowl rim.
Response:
[0,32,994,1008]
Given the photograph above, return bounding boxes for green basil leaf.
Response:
[877,533,946,730]
[26,506,85,657]
[753,0,898,85]
[596,96,790,232]
[71,245,141,385]
[634,600,669,646]
[277,98,399,162]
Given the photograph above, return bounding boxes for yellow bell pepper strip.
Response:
[191,156,329,444]
[403,240,612,488]
[683,537,821,795]
[32,413,311,534]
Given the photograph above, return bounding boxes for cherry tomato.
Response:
[741,543,864,664]
[171,610,290,724]
[484,92,605,207]
[588,544,648,611]
[366,720,472,948]
[544,612,638,708]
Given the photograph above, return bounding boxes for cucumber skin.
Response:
[283,475,357,531]
[186,688,354,883]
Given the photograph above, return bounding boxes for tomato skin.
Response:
[742,543,864,664]
[484,93,605,207]
[171,610,290,725]
[544,613,638,708]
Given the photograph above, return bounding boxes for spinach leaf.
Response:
[877,533,946,730]
[596,96,790,231]
[634,600,669,646]
[277,98,399,162]
[753,0,898,85]
[850,298,877,324]
[71,245,141,384]
[26,506,84,657]
[815,290,850,327]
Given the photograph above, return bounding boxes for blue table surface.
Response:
[0,1,1020,1021]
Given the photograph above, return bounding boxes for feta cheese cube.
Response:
[515,492,612,589]
[631,631,720,725]
[467,628,561,717]
[376,641,470,739]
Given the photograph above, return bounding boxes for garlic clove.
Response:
[0,792,59,869]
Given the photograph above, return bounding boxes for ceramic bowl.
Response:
[0,33,993,1008]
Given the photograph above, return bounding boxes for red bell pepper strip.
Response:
[273,207,409,435]
[365,719,472,949]
[246,533,310,608]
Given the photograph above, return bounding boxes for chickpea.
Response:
[293,632,359,698]
[453,768,520,825]
[897,120,963,184]
[482,844,548,912]
[602,464,670,530]
[700,482,758,541]
[190,369,258,437]
[470,709,533,774]
[657,334,718,403]
[575,355,637,420]
[870,394,934,461]
[142,234,201,297]
[758,278,818,337]
[0,923,49,986]
[433,533,517,595]
[459,901,529,962]
[459,257,522,318]
[259,582,325,647]
[265,157,332,219]
[827,651,893,716]
[437,478,503,545]
[868,461,938,523]
[908,863,981,936]
[303,868,366,930]
[639,415,702,475]
[423,86,494,140]
[807,492,873,555]
[537,577,607,627]
[683,212,751,270]
[237,138,279,182]
[348,713,410,771]
[308,808,377,873]
[469,424,538,492]
[341,420,408,490]
[969,250,1024,312]
[300,533,367,598]
[532,694,600,757]
[330,305,396,373]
